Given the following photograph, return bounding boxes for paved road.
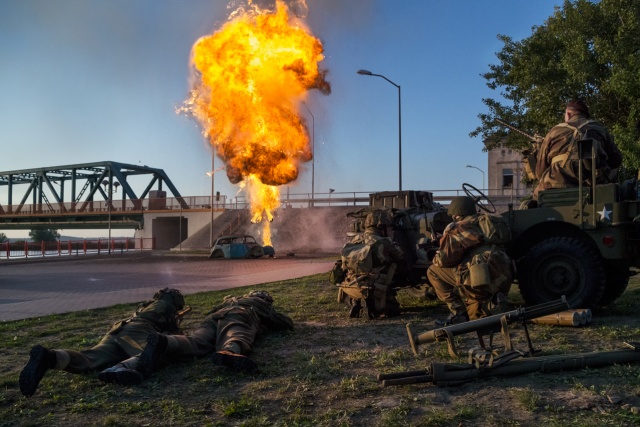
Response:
[0,252,334,321]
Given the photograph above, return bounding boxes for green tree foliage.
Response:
[29,229,60,242]
[0,232,7,243]
[471,0,640,172]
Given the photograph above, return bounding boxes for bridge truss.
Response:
[0,161,188,230]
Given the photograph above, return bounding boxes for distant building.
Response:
[487,145,532,206]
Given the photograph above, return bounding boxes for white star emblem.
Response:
[598,206,611,221]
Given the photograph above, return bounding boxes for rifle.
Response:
[176,306,192,325]
[494,118,544,180]
[406,297,569,358]
[494,118,544,144]
[378,342,640,387]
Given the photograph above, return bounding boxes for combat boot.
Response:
[211,350,258,374]
[19,345,57,397]
[98,363,144,386]
[435,312,469,327]
[137,332,168,378]
[348,298,362,318]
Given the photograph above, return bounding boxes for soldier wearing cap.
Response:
[98,290,294,385]
[533,99,622,201]
[427,197,513,325]
[19,288,186,396]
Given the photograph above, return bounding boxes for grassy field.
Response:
[2,272,640,426]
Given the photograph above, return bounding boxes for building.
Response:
[487,145,532,208]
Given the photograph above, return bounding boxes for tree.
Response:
[0,233,7,243]
[471,0,640,174]
[29,229,60,242]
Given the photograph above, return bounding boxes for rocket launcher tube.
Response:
[407,296,569,356]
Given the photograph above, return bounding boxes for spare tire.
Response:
[517,236,605,308]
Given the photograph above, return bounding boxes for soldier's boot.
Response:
[137,333,168,379]
[212,342,258,374]
[435,311,469,327]
[490,292,508,315]
[19,345,56,397]
[98,363,144,386]
[348,298,362,318]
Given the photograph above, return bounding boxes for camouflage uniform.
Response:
[427,198,512,322]
[19,288,185,396]
[124,291,294,379]
[533,111,622,199]
[337,209,407,318]
[158,292,293,358]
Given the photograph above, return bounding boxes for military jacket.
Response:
[535,115,622,192]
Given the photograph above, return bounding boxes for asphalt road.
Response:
[0,252,334,322]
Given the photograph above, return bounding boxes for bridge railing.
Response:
[0,189,532,217]
[0,237,155,260]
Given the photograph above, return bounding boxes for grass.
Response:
[2,271,640,426]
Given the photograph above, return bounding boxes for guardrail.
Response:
[0,237,155,260]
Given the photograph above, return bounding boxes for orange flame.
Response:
[181,0,330,246]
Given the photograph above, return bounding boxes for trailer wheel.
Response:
[517,236,605,308]
[598,266,630,305]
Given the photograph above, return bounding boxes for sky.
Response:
[0,0,563,237]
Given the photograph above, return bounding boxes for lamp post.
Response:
[207,151,215,248]
[101,179,119,254]
[465,165,486,192]
[302,101,315,207]
[357,69,402,191]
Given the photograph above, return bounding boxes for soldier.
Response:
[337,209,407,319]
[533,99,622,200]
[97,290,293,385]
[18,288,186,396]
[427,196,513,325]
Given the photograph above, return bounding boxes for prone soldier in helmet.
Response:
[97,290,294,385]
[337,208,408,319]
[19,288,186,397]
[427,196,513,325]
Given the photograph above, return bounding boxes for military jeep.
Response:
[347,161,640,308]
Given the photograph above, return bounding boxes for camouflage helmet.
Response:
[153,288,185,310]
[248,290,274,304]
[364,209,393,230]
[448,196,477,217]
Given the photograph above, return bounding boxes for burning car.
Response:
[208,235,275,259]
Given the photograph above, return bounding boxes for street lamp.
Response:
[465,165,486,192]
[357,69,402,191]
[207,151,215,248]
[302,101,315,207]
[101,179,120,254]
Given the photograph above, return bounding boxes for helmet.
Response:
[364,209,392,230]
[153,288,185,310]
[248,290,274,304]
[448,196,477,217]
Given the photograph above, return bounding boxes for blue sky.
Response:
[0,0,562,235]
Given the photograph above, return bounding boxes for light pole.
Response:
[207,151,215,249]
[465,165,486,192]
[101,179,119,254]
[357,69,402,191]
[302,101,315,207]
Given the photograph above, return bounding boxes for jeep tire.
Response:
[517,236,605,308]
[599,265,630,305]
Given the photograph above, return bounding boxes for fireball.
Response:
[181,0,330,245]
